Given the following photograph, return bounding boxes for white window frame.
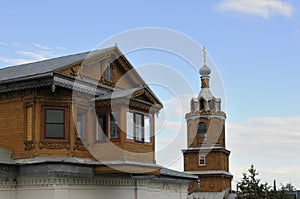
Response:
[199,155,206,166]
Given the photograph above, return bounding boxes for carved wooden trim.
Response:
[70,67,78,76]
[129,101,150,111]
[73,142,88,151]
[95,99,111,108]
[40,100,71,106]
[23,102,35,149]
[24,141,34,150]
[39,141,70,150]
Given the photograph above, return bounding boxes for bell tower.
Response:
[183,48,232,196]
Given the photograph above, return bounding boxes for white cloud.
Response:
[228,116,300,189]
[17,51,46,60]
[155,94,193,170]
[216,0,293,19]
[0,42,66,66]
[31,43,67,51]
[0,56,35,65]
[228,116,300,158]
[155,115,300,189]
[55,46,67,50]
[31,43,53,50]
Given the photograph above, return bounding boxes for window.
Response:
[200,99,205,110]
[77,113,85,139]
[109,112,119,139]
[45,109,65,138]
[104,61,112,81]
[199,155,206,166]
[96,113,107,141]
[135,113,143,142]
[144,116,151,143]
[96,112,119,142]
[126,111,152,143]
[126,112,134,140]
[197,122,206,138]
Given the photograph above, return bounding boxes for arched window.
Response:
[197,122,206,138]
[199,155,205,166]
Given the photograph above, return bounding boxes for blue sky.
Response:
[1,0,300,189]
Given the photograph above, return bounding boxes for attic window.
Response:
[104,61,112,81]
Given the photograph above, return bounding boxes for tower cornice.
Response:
[181,147,231,155]
[185,111,226,121]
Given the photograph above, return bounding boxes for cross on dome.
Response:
[199,47,211,77]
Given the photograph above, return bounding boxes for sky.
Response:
[0,0,300,190]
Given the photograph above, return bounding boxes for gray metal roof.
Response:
[0,47,113,82]
[160,167,198,179]
[93,87,145,101]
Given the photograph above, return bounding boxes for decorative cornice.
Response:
[16,176,136,188]
[185,170,233,177]
[182,147,231,155]
[0,180,16,189]
[0,77,53,93]
[54,76,106,96]
[15,176,189,191]
[185,111,226,121]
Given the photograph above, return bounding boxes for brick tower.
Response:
[183,48,232,198]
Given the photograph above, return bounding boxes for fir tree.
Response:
[237,165,289,199]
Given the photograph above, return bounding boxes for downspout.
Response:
[188,179,201,195]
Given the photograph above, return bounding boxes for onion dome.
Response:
[199,47,211,77]
[199,64,211,76]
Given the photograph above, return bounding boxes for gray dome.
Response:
[199,64,211,76]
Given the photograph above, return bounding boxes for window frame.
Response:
[197,122,207,138]
[126,111,134,140]
[199,155,206,166]
[144,115,152,143]
[108,112,119,140]
[76,111,87,140]
[103,61,112,81]
[126,110,152,144]
[43,107,67,140]
[134,113,144,143]
[95,110,120,143]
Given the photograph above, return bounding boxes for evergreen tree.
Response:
[237,165,288,199]
[281,182,296,192]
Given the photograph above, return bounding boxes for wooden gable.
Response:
[131,87,161,106]
[56,47,145,90]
